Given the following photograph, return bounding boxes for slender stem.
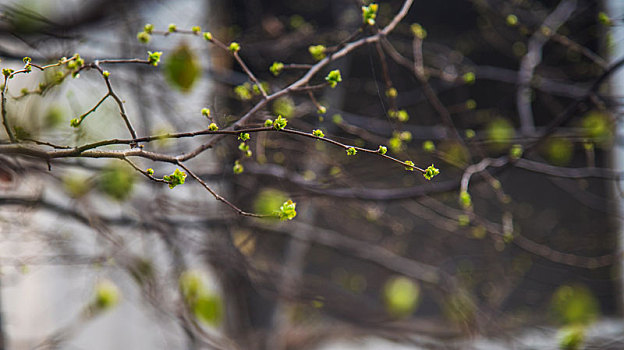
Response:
[279,128,426,173]
[1,76,15,142]
[176,161,263,217]
[233,51,268,98]
[93,62,139,141]
[74,93,110,126]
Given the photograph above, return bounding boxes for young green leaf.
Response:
[423,164,440,180]
[361,3,379,26]
[275,200,297,221]
[273,115,287,130]
[163,168,187,189]
[404,160,415,171]
[233,160,244,174]
[269,62,284,76]
[147,51,162,66]
[325,70,342,88]
[308,45,326,61]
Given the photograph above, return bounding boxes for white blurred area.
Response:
[0,0,217,348]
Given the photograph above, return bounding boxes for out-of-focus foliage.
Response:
[97,163,135,201]
[164,43,201,92]
[383,276,420,317]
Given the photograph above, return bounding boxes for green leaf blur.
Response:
[179,270,223,326]
[383,276,420,317]
[544,137,574,166]
[164,43,201,93]
[551,284,599,325]
[97,163,135,201]
[486,118,515,152]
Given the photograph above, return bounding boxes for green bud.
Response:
[308,45,326,61]
[312,129,324,138]
[146,168,154,175]
[273,115,287,130]
[137,31,151,44]
[275,200,297,220]
[509,144,523,159]
[264,119,273,127]
[238,143,251,157]
[396,109,409,122]
[102,70,110,78]
[325,69,342,88]
[404,160,415,171]
[229,42,240,53]
[208,123,219,131]
[147,51,162,66]
[377,145,387,155]
[168,23,177,32]
[238,132,250,141]
[410,23,427,39]
[191,26,201,34]
[459,190,471,208]
[143,23,154,34]
[423,164,440,180]
[233,160,244,174]
[361,3,379,26]
[346,147,357,156]
[2,68,14,77]
[201,108,210,117]
[163,168,187,189]
[386,88,398,98]
[317,106,327,114]
[70,118,80,127]
[269,61,284,76]
[93,280,121,311]
[465,129,476,139]
[203,32,213,41]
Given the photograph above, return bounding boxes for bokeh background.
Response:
[0,0,623,349]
